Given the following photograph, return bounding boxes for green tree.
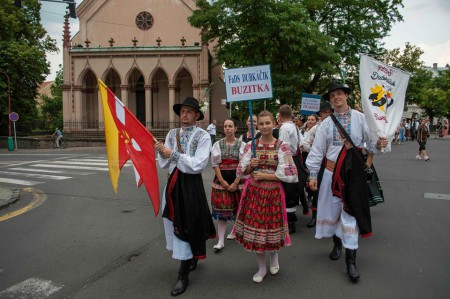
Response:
[380,43,427,106]
[0,0,57,134]
[189,0,339,116]
[189,0,404,117]
[307,0,403,92]
[40,67,63,130]
[381,43,450,119]
[419,68,450,119]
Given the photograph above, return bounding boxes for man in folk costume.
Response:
[155,97,216,296]
[306,82,387,282]
[278,105,309,234]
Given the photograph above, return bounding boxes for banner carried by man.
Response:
[98,79,160,216]
[359,54,411,151]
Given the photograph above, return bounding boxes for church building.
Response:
[62,0,227,133]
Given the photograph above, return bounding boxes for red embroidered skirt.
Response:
[235,178,289,252]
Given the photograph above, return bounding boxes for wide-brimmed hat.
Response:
[173,97,204,121]
[318,101,333,112]
[323,82,351,101]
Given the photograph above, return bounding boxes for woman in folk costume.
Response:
[240,115,261,143]
[210,118,246,251]
[235,110,298,283]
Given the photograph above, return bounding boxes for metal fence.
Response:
[1,119,249,140]
[61,120,248,140]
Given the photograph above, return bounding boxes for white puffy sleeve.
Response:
[211,140,222,167]
[237,142,252,178]
[306,123,328,178]
[275,143,299,183]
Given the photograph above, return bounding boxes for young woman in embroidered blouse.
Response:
[210,119,245,251]
[235,110,298,283]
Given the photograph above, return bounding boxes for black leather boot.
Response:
[307,210,317,228]
[171,259,191,296]
[329,235,342,260]
[189,258,198,272]
[346,249,360,282]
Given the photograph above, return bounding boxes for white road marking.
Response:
[45,161,108,166]
[0,171,71,180]
[32,164,109,171]
[8,167,94,175]
[424,193,450,200]
[0,178,42,186]
[0,278,63,298]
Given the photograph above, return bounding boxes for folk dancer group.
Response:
[156,82,388,296]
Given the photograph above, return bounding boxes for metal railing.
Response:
[1,120,249,140]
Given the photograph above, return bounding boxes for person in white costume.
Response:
[306,82,388,282]
[156,97,216,296]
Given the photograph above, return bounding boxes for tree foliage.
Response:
[189,0,403,116]
[381,43,450,119]
[0,0,57,134]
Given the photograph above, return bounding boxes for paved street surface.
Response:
[0,139,449,298]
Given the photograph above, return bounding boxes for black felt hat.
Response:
[323,82,351,101]
[173,97,204,121]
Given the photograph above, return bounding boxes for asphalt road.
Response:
[0,139,449,298]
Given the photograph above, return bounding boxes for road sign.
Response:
[9,112,19,122]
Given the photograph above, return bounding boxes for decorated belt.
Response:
[326,159,336,172]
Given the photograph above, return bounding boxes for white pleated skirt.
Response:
[315,169,359,249]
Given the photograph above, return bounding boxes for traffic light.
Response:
[226,102,230,110]
[67,0,77,19]
[13,0,22,8]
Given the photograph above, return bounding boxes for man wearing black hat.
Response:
[301,101,333,228]
[156,97,216,296]
[305,82,387,282]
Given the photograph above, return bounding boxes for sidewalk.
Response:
[0,188,20,209]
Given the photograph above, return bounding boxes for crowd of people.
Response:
[155,82,389,296]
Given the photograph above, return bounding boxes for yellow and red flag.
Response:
[98,79,160,216]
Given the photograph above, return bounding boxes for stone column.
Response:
[168,84,176,123]
[145,84,152,127]
[73,85,83,122]
[97,89,103,128]
[120,85,128,107]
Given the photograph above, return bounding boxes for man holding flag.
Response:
[306,82,388,282]
[155,97,216,296]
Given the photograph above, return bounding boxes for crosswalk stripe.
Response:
[32,164,109,171]
[8,167,94,175]
[67,158,107,162]
[0,177,42,186]
[0,278,63,298]
[0,171,71,180]
[45,161,108,166]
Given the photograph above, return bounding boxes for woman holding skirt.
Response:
[235,111,298,283]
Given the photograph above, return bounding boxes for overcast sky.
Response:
[41,0,450,81]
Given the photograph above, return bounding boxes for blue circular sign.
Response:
[9,112,19,122]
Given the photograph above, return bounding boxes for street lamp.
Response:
[0,70,11,136]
